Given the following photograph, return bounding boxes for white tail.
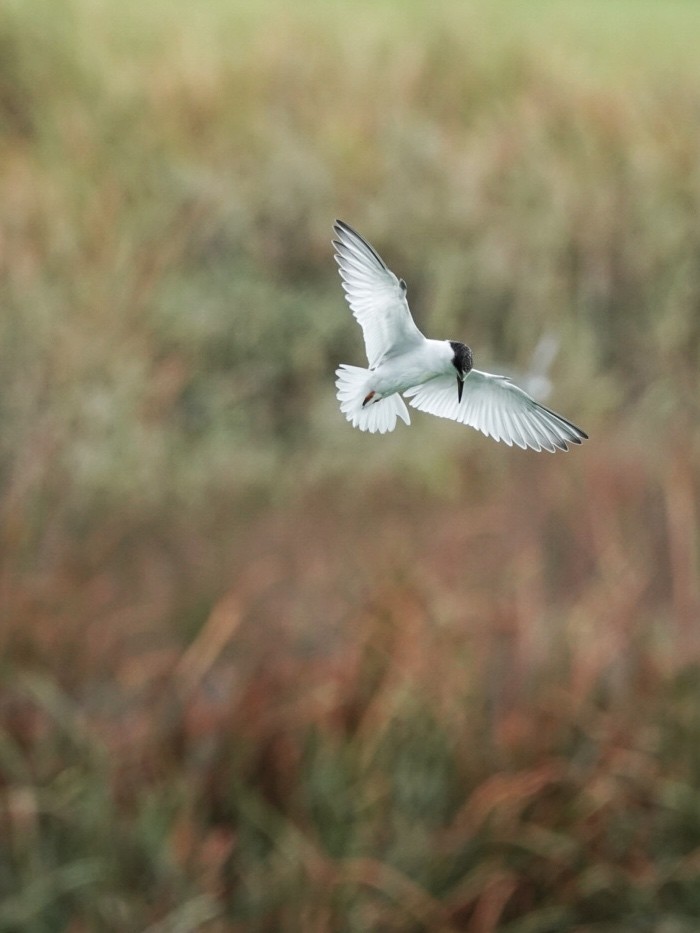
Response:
[335,365,410,434]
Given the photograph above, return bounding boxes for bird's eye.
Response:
[399,279,407,292]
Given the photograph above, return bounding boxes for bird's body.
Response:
[360,339,455,399]
[333,220,587,451]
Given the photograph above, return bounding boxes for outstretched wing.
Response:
[404,369,587,452]
[333,220,425,368]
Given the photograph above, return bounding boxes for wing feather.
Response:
[506,409,528,450]
[333,220,425,368]
[404,369,587,453]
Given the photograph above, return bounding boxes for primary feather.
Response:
[404,371,586,452]
[333,220,424,368]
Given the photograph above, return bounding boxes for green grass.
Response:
[2,0,700,929]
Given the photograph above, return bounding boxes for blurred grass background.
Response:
[2,0,700,929]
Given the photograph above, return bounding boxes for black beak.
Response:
[457,376,464,404]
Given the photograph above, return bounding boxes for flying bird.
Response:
[333,220,587,452]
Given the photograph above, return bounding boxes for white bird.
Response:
[333,220,587,451]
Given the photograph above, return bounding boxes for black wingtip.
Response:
[538,401,588,443]
[334,219,362,242]
[331,220,388,270]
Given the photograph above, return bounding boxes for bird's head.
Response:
[449,341,473,403]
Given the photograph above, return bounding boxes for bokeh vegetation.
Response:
[2,0,700,929]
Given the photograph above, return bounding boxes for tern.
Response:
[333,220,587,452]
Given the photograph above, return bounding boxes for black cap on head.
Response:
[449,341,473,378]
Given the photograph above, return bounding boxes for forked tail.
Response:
[335,365,410,434]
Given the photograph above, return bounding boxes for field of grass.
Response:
[3,0,700,929]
